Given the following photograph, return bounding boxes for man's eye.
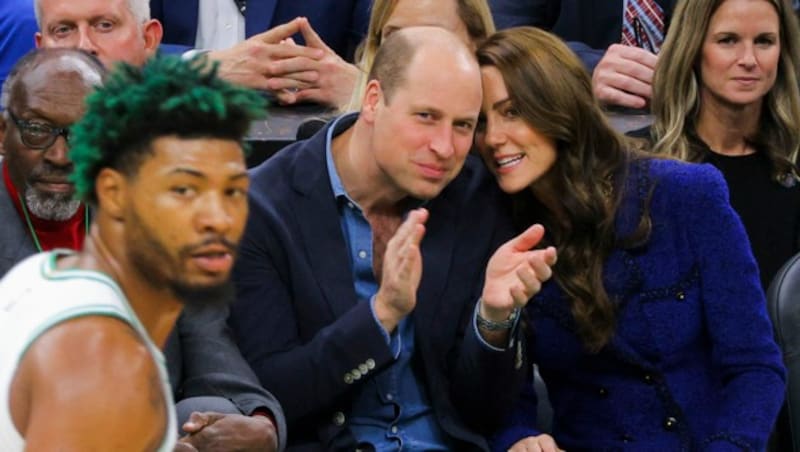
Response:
[25,124,53,137]
[96,21,114,31]
[52,25,72,36]
[171,186,196,196]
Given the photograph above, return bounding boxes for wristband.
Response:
[476,305,520,331]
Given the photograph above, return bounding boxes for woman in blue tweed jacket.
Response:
[475,27,786,451]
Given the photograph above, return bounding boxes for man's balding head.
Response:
[0,48,106,221]
[356,26,482,202]
[1,48,104,110]
[367,26,480,104]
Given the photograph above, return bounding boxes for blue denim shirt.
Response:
[324,114,451,450]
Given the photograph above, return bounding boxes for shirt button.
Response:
[675,291,686,301]
[598,387,609,398]
[359,364,368,374]
[643,373,655,384]
[663,416,679,431]
[347,202,355,209]
[332,411,346,426]
[344,373,354,384]
[391,426,398,434]
[358,250,367,259]
[366,359,376,369]
[386,393,394,401]
[224,23,232,30]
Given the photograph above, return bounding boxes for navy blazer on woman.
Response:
[150,0,371,60]
[229,115,527,451]
[492,159,786,451]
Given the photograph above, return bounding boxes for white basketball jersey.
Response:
[0,251,177,450]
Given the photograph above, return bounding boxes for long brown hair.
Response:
[477,27,652,351]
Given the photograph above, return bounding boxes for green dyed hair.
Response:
[69,55,267,203]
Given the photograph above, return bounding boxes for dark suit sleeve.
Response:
[173,303,288,451]
[490,377,541,452]
[489,0,561,30]
[447,176,529,433]
[229,206,396,424]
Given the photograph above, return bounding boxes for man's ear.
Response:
[0,114,7,157]
[95,168,127,221]
[35,32,43,48]
[360,79,383,123]
[142,19,164,59]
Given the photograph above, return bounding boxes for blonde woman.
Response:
[647,0,800,289]
[343,0,496,111]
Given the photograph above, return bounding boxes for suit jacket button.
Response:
[621,434,634,443]
[598,387,609,398]
[332,411,346,426]
[663,416,678,431]
[643,373,654,384]
[676,291,686,301]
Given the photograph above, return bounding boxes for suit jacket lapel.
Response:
[245,0,279,37]
[0,177,37,275]
[413,189,457,334]
[290,131,359,320]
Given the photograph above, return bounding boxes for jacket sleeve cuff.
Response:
[702,433,754,451]
[491,425,541,452]
[369,295,402,358]
[472,300,522,351]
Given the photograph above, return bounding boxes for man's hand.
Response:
[592,43,658,109]
[206,18,324,91]
[177,411,278,452]
[266,18,359,107]
[509,434,564,452]
[480,224,557,322]
[373,208,428,334]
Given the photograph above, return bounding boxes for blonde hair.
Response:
[343,0,495,111]
[651,0,800,180]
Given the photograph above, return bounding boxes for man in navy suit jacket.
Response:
[489,0,676,109]
[229,27,557,451]
[150,0,371,106]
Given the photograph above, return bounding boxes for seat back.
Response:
[767,252,800,451]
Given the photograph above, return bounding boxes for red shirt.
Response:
[3,162,86,252]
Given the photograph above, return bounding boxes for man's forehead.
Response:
[39,0,129,21]
[13,74,94,119]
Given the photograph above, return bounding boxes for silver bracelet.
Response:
[476,306,520,331]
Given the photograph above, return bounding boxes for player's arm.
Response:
[10,316,169,451]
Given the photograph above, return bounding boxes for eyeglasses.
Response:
[7,110,70,150]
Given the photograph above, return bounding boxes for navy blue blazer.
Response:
[229,116,527,451]
[488,0,676,71]
[150,0,371,60]
[492,159,786,451]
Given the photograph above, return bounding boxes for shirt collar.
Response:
[324,112,427,211]
[325,113,360,206]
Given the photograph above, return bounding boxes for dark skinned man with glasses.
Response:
[0,48,104,273]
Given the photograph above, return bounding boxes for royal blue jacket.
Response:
[493,159,786,451]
